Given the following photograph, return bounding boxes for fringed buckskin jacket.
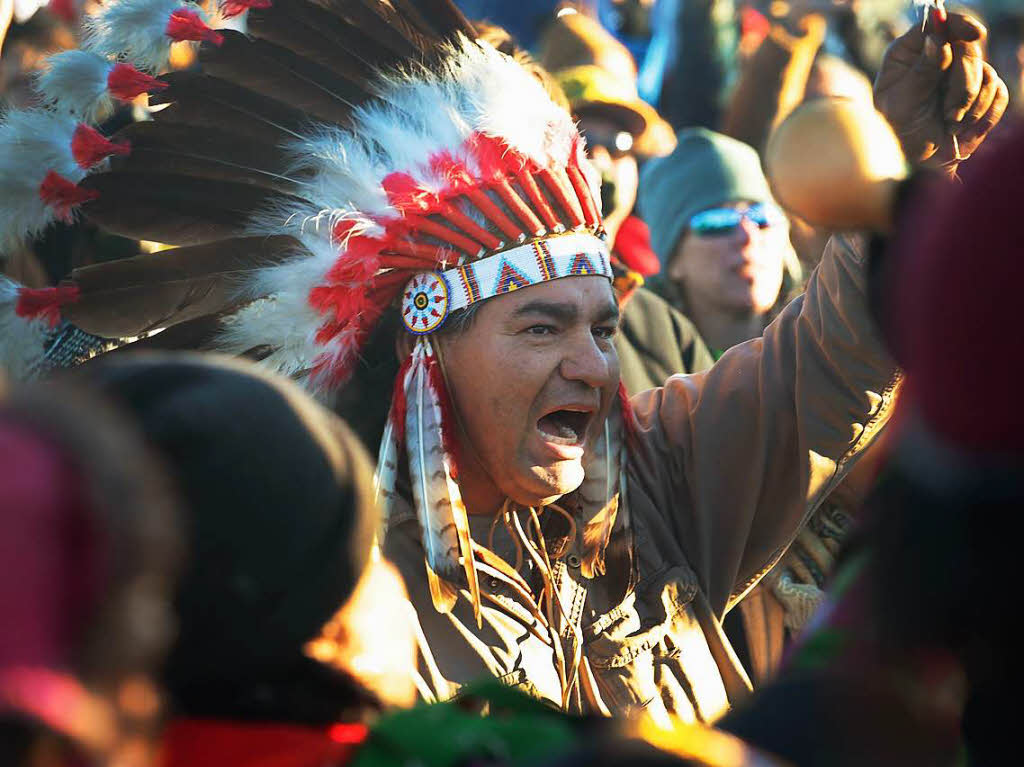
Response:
[383,234,899,722]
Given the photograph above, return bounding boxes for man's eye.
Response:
[593,326,617,340]
[526,325,556,336]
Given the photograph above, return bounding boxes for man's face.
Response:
[668,202,788,316]
[438,276,620,511]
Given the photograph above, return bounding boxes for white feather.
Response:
[374,416,399,539]
[0,277,50,381]
[83,0,207,73]
[35,50,116,123]
[0,109,83,253]
[214,228,343,378]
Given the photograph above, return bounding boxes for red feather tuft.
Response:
[165,8,224,46]
[324,249,381,285]
[331,219,362,244]
[382,172,439,213]
[428,151,475,194]
[221,0,273,19]
[15,283,81,328]
[309,284,371,325]
[106,63,168,102]
[467,132,527,179]
[71,124,130,169]
[310,300,386,388]
[38,171,99,221]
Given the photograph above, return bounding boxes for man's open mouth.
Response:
[537,408,594,446]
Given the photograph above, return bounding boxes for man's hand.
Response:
[874,11,1008,168]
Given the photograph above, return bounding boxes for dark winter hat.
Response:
[888,126,1024,456]
[638,128,775,267]
[68,353,379,695]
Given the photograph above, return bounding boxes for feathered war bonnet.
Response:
[0,0,633,624]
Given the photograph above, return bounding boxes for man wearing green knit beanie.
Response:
[639,127,800,357]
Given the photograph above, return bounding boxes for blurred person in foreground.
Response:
[0,378,180,767]
[0,2,1004,724]
[538,8,714,393]
[66,353,416,767]
[721,119,1024,767]
[639,128,801,359]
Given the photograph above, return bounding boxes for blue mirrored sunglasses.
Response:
[689,203,786,237]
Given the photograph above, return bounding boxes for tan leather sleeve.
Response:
[628,234,899,615]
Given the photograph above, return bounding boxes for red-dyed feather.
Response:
[382,172,439,213]
[38,172,99,222]
[165,8,224,45]
[429,151,475,194]
[71,124,130,169]
[15,284,81,328]
[107,63,168,102]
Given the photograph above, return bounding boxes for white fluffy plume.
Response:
[223,38,578,380]
[83,0,209,72]
[0,277,50,381]
[0,109,83,253]
[215,230,338,377]
[36,50,116,123]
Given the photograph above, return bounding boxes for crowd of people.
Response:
[1,1,1020,765]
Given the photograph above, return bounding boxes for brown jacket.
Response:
[383,234,898,722]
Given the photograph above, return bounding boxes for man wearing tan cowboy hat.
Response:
[539,7,675,270]
[539,8,715,394]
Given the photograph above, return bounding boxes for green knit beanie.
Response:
[638,128,775,268]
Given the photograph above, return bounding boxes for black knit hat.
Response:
[67,352,378,705]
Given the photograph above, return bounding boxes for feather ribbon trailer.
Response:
[404,338,481,625]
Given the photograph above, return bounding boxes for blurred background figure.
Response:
[0,378,180,767]
[67,354,417,767]
[539,6,674,274]
[537,8,714,393]
[639,128,800,358]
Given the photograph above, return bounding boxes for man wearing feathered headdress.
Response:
[0,0,1007,720]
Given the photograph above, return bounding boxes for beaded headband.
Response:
[400,232,612,335]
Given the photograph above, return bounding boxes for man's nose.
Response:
[559,333,614,389]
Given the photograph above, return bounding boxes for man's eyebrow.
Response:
[596,302,621,324]
[510,299,620,324]
[511,300,579,323]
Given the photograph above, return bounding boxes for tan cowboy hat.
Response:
[538,9,676,158]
